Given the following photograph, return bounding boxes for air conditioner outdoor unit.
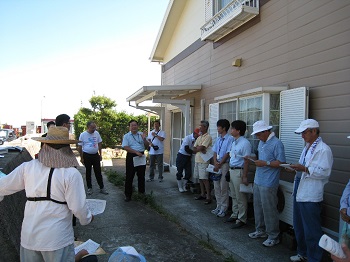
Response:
[279,180,294,225]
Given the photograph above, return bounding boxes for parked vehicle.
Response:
[0,129,16,144]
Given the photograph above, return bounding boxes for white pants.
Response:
[20,244,75,262]
[229,169,248,223]
[213,163,229,212]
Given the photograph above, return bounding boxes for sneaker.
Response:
[87,188,93,195]
[248,231,268,239]
[217,210,226,218]
[211,208,220,215]
[100,188,108,195]
[262,238,280,247]
[290,254,307,262]
[146,178,154,182]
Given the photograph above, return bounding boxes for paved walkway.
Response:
[74,157,297,262]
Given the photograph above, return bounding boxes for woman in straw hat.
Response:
[0,126,93,262]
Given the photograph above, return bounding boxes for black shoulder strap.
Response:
[27,168,67,205]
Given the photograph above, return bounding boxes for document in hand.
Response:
[319,234,346,258]
[133,155,146,167]
[74,239,100,255]
[206,164,222,174]
[239,183,253,194]
[86,199,106,215]
[200,147,214,162]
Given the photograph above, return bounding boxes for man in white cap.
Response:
[248,120,286,247]
[0,126,93,262]
[289,119,333,262]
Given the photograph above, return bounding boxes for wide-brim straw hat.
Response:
[32,126,80,144]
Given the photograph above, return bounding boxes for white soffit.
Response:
[126,85,202,106]
[214,86,288,101]
[149,0,187,62]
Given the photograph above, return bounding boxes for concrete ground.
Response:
[74,157,302,262]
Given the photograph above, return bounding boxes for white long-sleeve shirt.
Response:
[296,138,333,202]
[0,160,92,251]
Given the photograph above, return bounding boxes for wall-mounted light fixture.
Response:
[232,58,242,67]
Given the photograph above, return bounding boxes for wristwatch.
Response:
[266,161,271,166]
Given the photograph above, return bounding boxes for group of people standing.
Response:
[172,118,335,262]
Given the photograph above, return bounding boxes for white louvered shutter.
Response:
[279,87,309,164]
[209,103,219,145]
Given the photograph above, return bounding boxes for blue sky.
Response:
[0,0,169,127]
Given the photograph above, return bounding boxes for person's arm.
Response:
[98,142,102,161]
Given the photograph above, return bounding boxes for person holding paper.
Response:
[227,120,252,228]
[288,119,333,262]
[175,128,200,192]
[248,120,286,247]
[211,119,233,218]
[0,126,93,262]
[146,120,166,182]
[331,244,350,262]
[122,120,150,202]
[78,121,108,195]
[193,120,213,204]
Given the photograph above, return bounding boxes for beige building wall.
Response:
[159,0,350,232]
[163,0,205,62]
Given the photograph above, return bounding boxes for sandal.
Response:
[195,195,206,200]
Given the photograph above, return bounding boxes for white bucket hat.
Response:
[251,120,272,135]
[294,119,319,134]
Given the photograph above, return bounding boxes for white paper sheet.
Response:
[236,154,255,163]
[279,164,295,171]
[200,147,214,162]
[319,234,346,258]
[86,199,106,215]
[74,239,100,255]
[133,155,146,167]
[206,164,222,174]
[239,183,253,194]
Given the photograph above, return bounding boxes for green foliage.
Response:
[73,95,156,148]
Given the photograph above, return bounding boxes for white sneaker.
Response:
[217,210,226,218]
[290,254,307,262]
[262,238,280,247]
[248,231,267,239]
[211,208,220,215]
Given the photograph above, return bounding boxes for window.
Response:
[214,93,280,154]
[215,0,232,13]
[219,100,237,122]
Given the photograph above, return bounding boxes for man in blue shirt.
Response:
[227,120,252,228]
[211,119,233,218]
[122,120,149,202]
[248,120,286,247]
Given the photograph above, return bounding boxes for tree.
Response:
[73,95,154,148]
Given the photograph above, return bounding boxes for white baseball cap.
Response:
[251,120,273,135]
[294,119,319,134]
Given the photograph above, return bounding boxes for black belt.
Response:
[230,167,243,170]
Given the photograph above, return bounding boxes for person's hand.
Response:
[290,164,305,172]
[75,249,89,262]
[331,244,350,262]
[340,208,350,223]
[242,176,249,186]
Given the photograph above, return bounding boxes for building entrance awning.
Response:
[126,85,201,107]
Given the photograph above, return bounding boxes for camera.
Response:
[153,145,159,150]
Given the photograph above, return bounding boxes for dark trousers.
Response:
[176,152,192,180]
[83,152,104,189]
[125,153,146,198]
[293,176,323,262]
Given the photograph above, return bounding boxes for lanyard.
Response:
[131,133,143,145]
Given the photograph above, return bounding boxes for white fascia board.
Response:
[214,86,288,101]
